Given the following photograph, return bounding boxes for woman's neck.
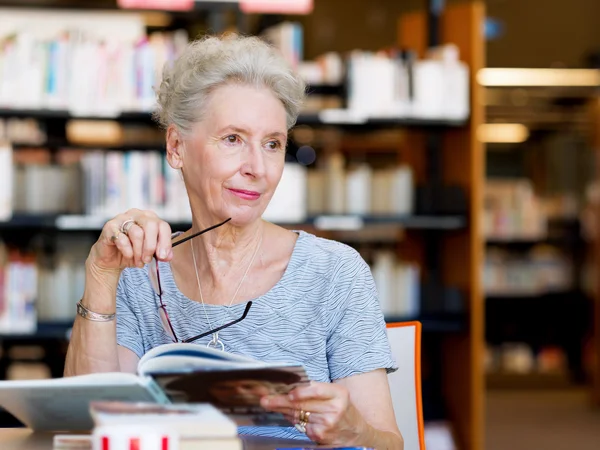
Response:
[188,216,264,289]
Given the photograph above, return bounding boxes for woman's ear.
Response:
[166,125,184,170]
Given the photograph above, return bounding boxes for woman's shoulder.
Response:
[293,230,370,279]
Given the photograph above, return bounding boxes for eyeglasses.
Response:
[147,218,253,344]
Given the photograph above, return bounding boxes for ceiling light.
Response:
[477,124,529,143]
[477,68,600,87]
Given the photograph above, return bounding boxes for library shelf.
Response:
[386,313,466,333]
[485,289,580,301]
[296,113,468,129]
[0,313,466,342]
[0,108,468,129]
[0,215,58,229]
[0,322,73,342]
[486,371,573,390]
[0,0,241,13]
[0,214,467,232]
[0,108,156,123]
[11,142,167,152]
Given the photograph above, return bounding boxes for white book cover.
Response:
[262,163,307,223]
[325,152,345,214]
[90,401,238,440]
[105,152,124,217]
[345,164,371,215]
[306,169,325,215]
[372,251,396,315]
[390,165,414,215]
[0,142,13,221]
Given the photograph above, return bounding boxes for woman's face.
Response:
[178,84,288,227]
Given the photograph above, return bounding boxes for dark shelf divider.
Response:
[0,214,467,232]
[0,108,468,129]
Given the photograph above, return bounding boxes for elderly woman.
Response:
[64,34,403,449]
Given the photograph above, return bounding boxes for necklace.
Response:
[190,226,263,351]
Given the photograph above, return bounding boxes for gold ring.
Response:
[120,219,136,235]
[294,409,310,433]
[300,410,311,423]
[110,230,122,243]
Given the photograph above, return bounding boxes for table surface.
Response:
[0,428,322,449]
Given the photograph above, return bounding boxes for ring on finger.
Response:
[120,219,137,235]
[299,410,311,423]
[295,409,310,434]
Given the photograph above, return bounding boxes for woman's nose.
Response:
[241,143,266,178]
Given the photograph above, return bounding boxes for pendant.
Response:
[207,332,225,351]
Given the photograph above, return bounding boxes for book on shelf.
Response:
[0,343,308,432]
[333,44,469,121]
[0,8,187,115]
[371,250,420,318]
[483,245,573,296]
[0,141,12,221]
[0,243,37,334]
[6,146,417,222]
[307,152,415,217]
[261,21,303,70]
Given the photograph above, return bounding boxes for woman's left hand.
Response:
[260,381,368,445]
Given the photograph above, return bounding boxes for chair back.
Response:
[386,321,425,450]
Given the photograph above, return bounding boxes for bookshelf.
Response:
[0,1,485,448]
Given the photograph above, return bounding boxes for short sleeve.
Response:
[116,270,145,359]
[326,254,398,381]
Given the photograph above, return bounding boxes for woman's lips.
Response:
[227,188,261,200]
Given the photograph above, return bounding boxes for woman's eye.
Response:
[266,140,282,151]
[224,134,240,145]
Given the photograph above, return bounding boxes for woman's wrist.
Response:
[349,405,403,450]
[83,259,121,315]
[358,422,404,450]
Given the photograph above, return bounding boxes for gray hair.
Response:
[154,34,306,133]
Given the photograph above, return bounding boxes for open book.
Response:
[0,343,308,432]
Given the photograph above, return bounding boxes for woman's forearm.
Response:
[64,263,122,376]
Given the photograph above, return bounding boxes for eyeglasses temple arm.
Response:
[182,301,252,344]
[171,218,232,248]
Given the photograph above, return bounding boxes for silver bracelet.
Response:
[76,300,116,322]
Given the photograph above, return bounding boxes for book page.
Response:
[138,343,260,374]
[148,366,309,427]
[0,373,163,431]
[138,355,273,376]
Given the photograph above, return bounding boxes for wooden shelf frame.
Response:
[590,96,600,407]
[398,3,485,450]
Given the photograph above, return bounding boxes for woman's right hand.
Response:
[87,209,174,277]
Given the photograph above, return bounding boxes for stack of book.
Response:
[370,250,420,317]
[484,245,573,296]
[307,152,415,216]
[484,179,548,241]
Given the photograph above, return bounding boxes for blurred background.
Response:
[0,1,599,449]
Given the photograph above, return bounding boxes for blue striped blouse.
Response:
[116,229,397,441]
